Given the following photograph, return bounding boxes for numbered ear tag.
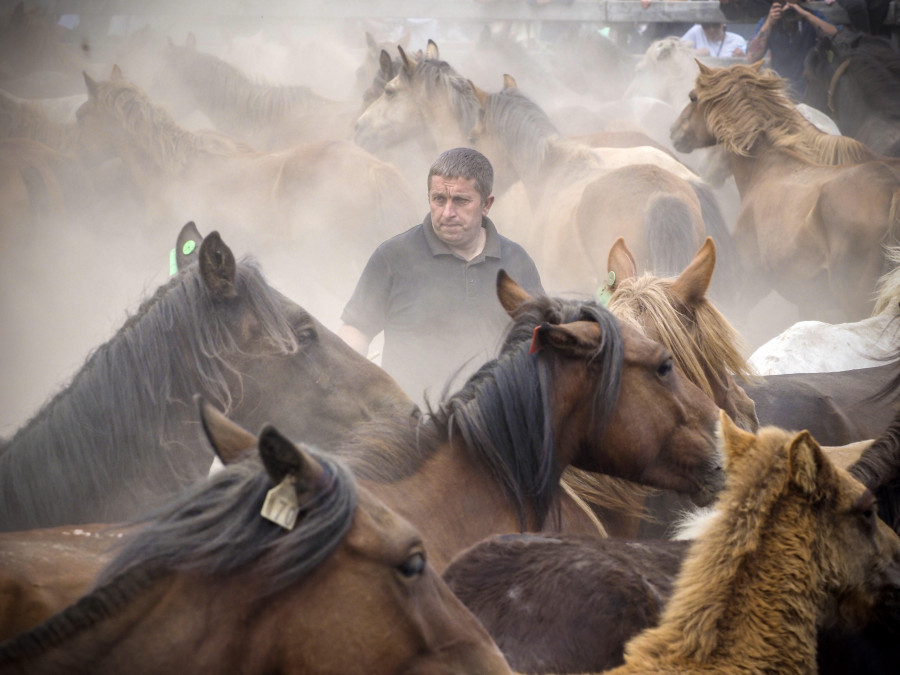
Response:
[169,248,178,276]
[261,477,300,530]
[596,271,616,307]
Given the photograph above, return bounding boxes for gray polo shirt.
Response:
[341,214,543,404]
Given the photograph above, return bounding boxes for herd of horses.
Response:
[4,1,900,672]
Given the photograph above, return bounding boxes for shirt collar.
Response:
[423,214,501,261]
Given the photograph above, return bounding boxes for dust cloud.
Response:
[1,5,804,436]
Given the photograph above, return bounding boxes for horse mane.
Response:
[482,87,599,182]
[410,57,479,142]
[608,273,752,399]
[0,452,356,662]
[90,77,245,174]
[342,292,623,530]
[0,259,301,527]
[0,89,78,153]
[166,42,334,126]
[696,63,876,163]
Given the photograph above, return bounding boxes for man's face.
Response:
[428,175,494,249]
[703,24,725,41]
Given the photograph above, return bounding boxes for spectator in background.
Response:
[747,0,838,97]
[681,22,748,57]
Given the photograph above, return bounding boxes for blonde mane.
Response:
[608,272,752,398]
[89,77,246,175]
[874,244,900,315]
[696,63,878,163]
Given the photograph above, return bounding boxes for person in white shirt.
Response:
[680,22,747,57]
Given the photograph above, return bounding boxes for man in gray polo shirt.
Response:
[338,147,543,406]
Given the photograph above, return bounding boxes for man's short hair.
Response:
[428,147,494,203]
[700,22,724,30]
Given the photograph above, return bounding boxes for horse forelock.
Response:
[873,244,900,315]
[415,58,478,137]
[0,258,298,527]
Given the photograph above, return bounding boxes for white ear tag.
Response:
[261,477,300,530]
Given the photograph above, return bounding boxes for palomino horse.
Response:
[467,78,739,305]
[333,271,723,571]
[75,66,418,327]
[156,34,361,149]
[750,244,900,375]
[0,425,512,674]
[804,31,900,157]
[671,61,900,324]
[0,228,414,531]
[443,411,900,673]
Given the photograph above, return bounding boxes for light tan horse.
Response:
[599,411,900,674]
[75,66,419,326]
[469,78,739,306]
[671,61,900,323]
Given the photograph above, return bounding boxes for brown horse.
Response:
[335,271,722,571]
[0,226,414,532]
[0,424,512,674]
[75,65,419,327]
[671,61,900,323]
[156,33,360,149]
[444,411,900,673]
[467,78,739,306]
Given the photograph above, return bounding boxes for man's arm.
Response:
[338,323,373,356]
[747,3,782,63]
[794,3,839,36]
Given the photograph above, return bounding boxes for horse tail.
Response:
[690,179,741,310]
[644,193,698,278]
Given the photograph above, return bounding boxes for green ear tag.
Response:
[596,271,616,306]
[182,240,196,256]
[169,248,177,276]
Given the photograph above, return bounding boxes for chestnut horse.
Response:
[671,61,900,323]
[0,426,512,674]
[444,411,900,673]
[333,272,722,571]
[0,227,414,532]
[75,66,419,327]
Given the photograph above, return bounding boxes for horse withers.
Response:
[0,416,512,674]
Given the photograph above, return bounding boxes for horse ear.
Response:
[750,59,765,72]
[719,409,756,467]
[258,425,326,493]
[426,39,439,60]
[185,32,197,50]
[83,71,99,99]
[469,80,489,109]
[110,64,124,81]
[496,270,533,316]
[530,321,603,357]
[398,45,417,75]
[199,231,237,299]
[696,59,712,75]
[175,221,203,271]
[196,395,257,465]
[502,74,518,91]
[379,49,394,79]
[787,430,832,497]
[607,237,637,283]
[670,237,715,306]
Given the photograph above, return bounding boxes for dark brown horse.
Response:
[444,412,900,673]
[336,272,723,571]
[0,423,512,674]
[0,227,413,532]
[804,31,900,157]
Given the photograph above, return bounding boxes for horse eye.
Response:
[397,552,426,578]
[296,327,316,345]
[657,358,673,377]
